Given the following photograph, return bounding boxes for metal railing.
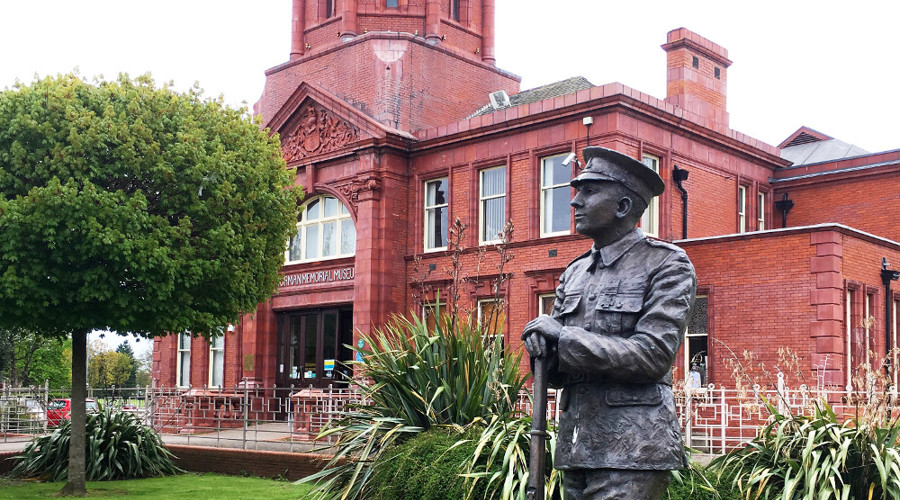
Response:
[4,377,895,455]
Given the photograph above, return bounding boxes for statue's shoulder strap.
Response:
[645,237,685,254]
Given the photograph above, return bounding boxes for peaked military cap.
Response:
[571,147,665,204]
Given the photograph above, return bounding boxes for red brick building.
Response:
[153,1,900,399]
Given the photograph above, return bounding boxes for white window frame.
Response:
[640,155,660,238]
[540,154,571,237]
[424,178,449,252]
[477,298,506,344]
[757,191,766,230]
[208,335,225,389]
[538,293,556,316]
[846,288,853,387]
[865,291,874,370]
[479,166,507,245]
[176,333,191,388]
[422,300,443,331]
[684,296,708,388]
[893,297,898,389]
[286,195,356,264]
[737,185,747,233]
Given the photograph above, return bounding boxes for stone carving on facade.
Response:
[282,103,359,162]
[336,175,382,209]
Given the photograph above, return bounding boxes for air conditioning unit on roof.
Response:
[488,90,510,110]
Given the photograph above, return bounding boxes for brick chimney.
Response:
[662,28,732,128]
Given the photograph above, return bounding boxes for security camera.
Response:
[561,152,577,166]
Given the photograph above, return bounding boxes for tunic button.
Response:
[583,323,592,331]
[578,386,587,394]
[588,293,596,301]
[615,302,623,308]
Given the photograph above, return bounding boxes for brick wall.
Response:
[167,445,335,481]
[774,154,900,241]
[258,33,519,132]
[679,227,900,387]
[680,230,816,385]
[0,451,16,476]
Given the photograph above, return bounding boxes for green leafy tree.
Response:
[88,350,132,388]
[0,74,300,495]
[115,341,137,387]
[0,327,71,387]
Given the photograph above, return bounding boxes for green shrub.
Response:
[667,462,740,500]
[460,414,561,500]
[301,314,528,499]
[708,401,900,499]
[366,426,491,500]
[11,407,182,481]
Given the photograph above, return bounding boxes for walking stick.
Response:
[527,353,549,500]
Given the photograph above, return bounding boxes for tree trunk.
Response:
[58,329,88,497]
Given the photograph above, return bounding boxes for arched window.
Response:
[286,195,356,263]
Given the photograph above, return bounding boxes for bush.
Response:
[708,401,900,499]
[366,426,491,500]
[11,407,182,481]
[301,314,527,499]
[458,414,560,500]
[667,463,740,500]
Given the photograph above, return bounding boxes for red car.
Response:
[46,398,100,427]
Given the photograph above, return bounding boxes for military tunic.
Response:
[546,228,696,471]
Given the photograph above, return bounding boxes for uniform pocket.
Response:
[606,384,663,406]
[559,295,581,316]
[616,294,643,313]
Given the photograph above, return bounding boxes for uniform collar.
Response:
[594,228,645,268]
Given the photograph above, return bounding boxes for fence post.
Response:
[777,372,788,415]
[242,383,249,450]
[719,386,727,454]
[146,385,154,429]
[685,391,693,451]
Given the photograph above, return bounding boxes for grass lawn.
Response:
[0,473,315,499]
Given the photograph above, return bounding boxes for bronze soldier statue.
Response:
[523,147,697,500]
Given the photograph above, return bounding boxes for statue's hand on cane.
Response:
[523,315,561,359]
[522,315,561,500]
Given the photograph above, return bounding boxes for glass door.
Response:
[277,308,353,388]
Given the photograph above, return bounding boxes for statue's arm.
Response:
[525,271,567,382]
[556,252,697,383]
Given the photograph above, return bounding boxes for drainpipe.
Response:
[673,165,689,239]
[882,258,899,374]
[774,193,794,228]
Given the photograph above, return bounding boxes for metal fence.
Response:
[3,377,894,455]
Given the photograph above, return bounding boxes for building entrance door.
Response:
[277,308,353,388]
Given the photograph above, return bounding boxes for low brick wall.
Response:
[1,451,18,476]
[2,447,336,482]
[165,445,337,481]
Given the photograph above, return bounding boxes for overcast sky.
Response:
[2,1,897,352]
[2,1,897,153]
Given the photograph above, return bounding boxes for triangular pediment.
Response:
[268,83,413,164]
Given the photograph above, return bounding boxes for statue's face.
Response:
[571,181,622,241]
